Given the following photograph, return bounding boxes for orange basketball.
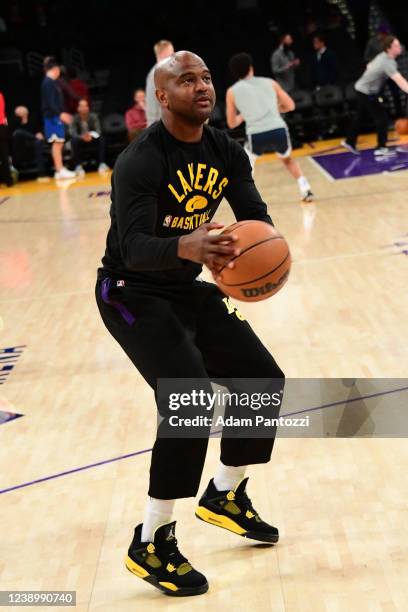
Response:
[215,220,291,302]
[395,118,408,135]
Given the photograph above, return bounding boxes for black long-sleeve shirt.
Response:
[312,48,338,87]
[99,120,273,287]
[41,76,63,118]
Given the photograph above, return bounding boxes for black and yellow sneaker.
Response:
[125,521,209,597]
[195,477,279,544]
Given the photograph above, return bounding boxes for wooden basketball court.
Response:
[0,134,407,611]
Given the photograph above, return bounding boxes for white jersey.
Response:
[231,76,286,135]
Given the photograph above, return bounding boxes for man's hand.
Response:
[35,132,44,140]
[60,112,73,125]
[82,132,92,142]
[177,222,240,277]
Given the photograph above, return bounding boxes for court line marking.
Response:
[0,216,107,224]
[0,246,397,305]
[1,385,406,496]
[2,184,408,226]
[307,155,335,182]
[295,248,385,264]
[0,289,90,304]
[0,174,111,197]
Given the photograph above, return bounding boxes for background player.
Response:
[41,58,75,179]
[145,39,175,126]
[96,50,284,597]
[226,52,313,202]
[342,35,408,157]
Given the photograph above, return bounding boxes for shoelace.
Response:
[160,537,189,567]
[229,490,260,519]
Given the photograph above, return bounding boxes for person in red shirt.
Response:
[60,66,91,115]
[125,88,147,141]
[0,91,13,187]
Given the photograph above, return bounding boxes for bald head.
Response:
[153,50,215,127]
[154,51,208,88]
[15,106,29,119]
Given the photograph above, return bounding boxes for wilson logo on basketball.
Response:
[241,271,289,299]
[215,220,291,302]
[185,195,208,212]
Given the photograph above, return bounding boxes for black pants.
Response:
[71,135,105,167]
[0,125,12,186]
[95,278,284,499]
[12,130,46,175]
[347,91,388,149]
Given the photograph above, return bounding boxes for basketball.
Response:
[215,220,291,302]
[395,118,408,135]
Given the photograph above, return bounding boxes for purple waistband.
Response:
[101,278,136,325]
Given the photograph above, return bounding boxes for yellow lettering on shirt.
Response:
[177,170,193,196]
[203,167,219,195]
[222,297,246,321]
[212,177,229,199]
[188,163,194,185]
[194,163,206,189]
[168,183,184,203]
[168,211,211,231]
[168,165,228,205]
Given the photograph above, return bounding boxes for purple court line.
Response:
[0,385,407,496]
[0,448,152,495]
[312,144,343,156]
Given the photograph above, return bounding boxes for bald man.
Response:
[13,105,47,179]
[145,39,174,126]
[96,51,284,597]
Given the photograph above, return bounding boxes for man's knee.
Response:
[280,154,292,164]
[70,136,81,148]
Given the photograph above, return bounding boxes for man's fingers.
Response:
[202,222,224,232]
[208,244,240,256]
[207,256,236,270]
[208,233,238,244]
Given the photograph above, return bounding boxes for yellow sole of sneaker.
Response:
[195,507,279,543]
[125,556,209,597]
[195,506,247,535]
[125,555,150,578]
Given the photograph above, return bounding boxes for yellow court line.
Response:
[1,132,408,195]
[0,171,111,197]
[255,131,408,163]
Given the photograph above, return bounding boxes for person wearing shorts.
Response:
[342,35,408,158]
[226,52,313,202]
[96,51,284,597]
[41,58,75,179]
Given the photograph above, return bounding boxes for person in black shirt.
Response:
[96,51,284,597]
[12,106,47,179]
[311,34,338,87]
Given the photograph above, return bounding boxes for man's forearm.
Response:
[121,233,186,270]
[227,114,244,129]
[273,62,291,74]
[391,72,408,94]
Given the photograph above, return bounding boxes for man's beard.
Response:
[168,102,214,126]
